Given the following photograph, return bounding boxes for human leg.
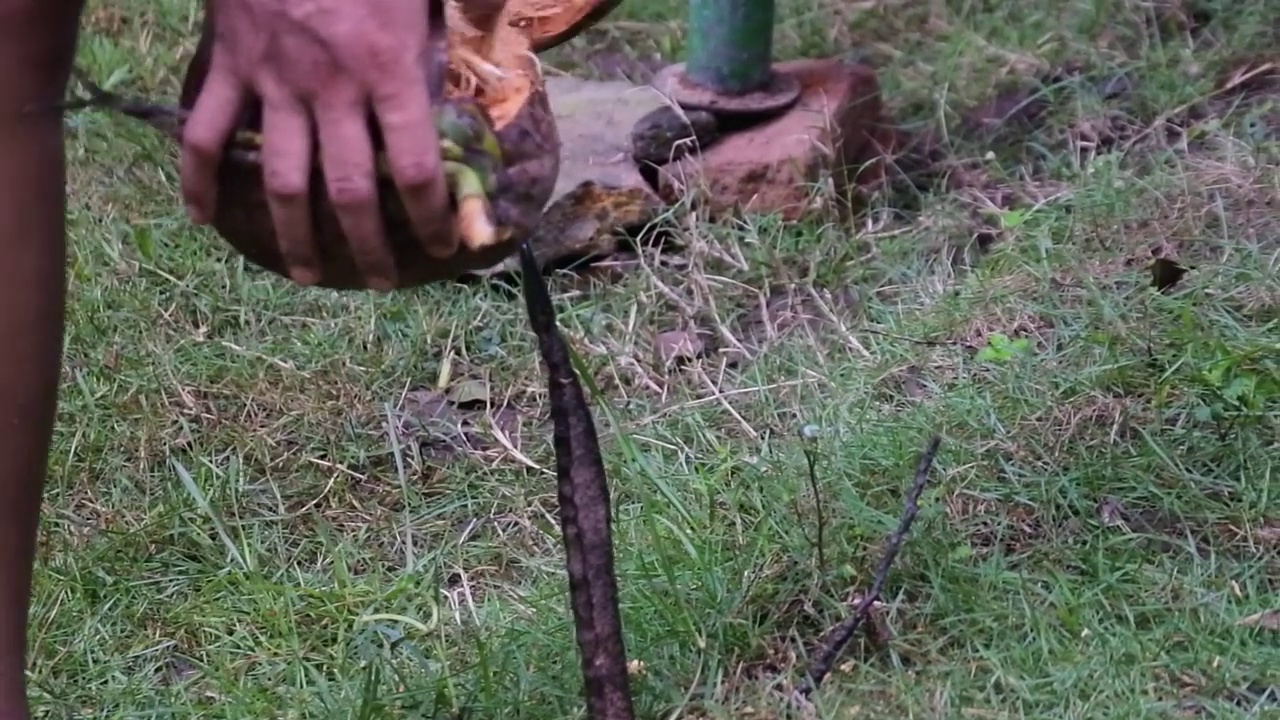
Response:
[0,0,86,716]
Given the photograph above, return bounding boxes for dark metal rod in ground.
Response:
[519,243,637,720]
[798,435,943,697]
[685,0,776,94]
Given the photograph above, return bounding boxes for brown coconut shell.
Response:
[180,0,619,290]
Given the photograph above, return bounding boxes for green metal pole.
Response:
[684,0,775,95]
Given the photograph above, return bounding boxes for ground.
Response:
[38,0,1277,717]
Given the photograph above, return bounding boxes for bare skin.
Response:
[0,2,83,716]
[183,0,458,291]
[0,0,457,716]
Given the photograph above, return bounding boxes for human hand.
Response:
[179,0,456,291]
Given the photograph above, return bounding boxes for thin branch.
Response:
[798,435,942,698]
[861,326,963,347]
[520,243,636,720]
[801,441,826,578]
[59,68,188,138]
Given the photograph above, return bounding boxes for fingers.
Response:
[371,73,457,259]
[312,95,398,291]
[180,55,246,225]
[258,91,322,286]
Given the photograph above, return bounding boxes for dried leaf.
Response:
[1097,496,1128,526]
[902,365,927,399]
[1237,609,1280,630]
[1257,519,1280,545]
[402,389,461,426]
[655,329,705,366]
[397,386,532,462]
[446,377,491,407]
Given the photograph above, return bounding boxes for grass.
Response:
[36,0,1278,717]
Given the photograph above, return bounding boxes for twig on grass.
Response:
[861,326,964,347]
[795,430,827,578]
[60,68,188,138]
[797,435,943,698]
[519,243,636,720]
